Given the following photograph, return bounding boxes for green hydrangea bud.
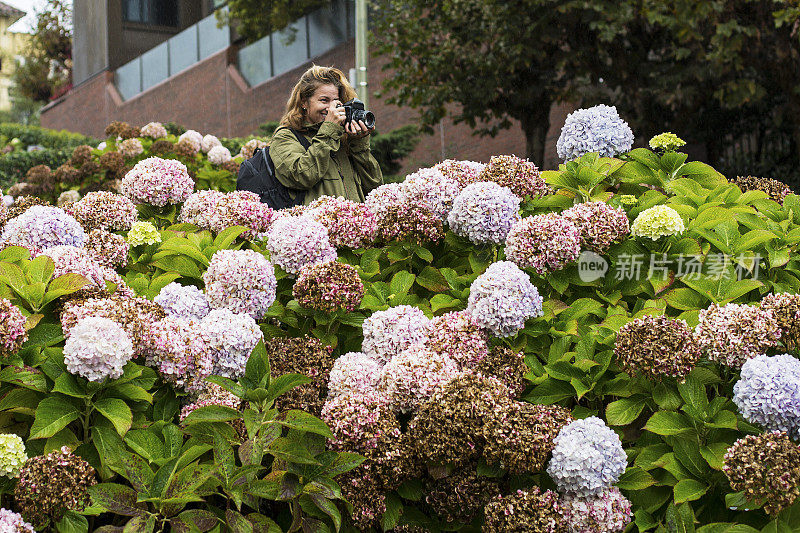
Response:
[649,132,687,152]
[631,205,685,240]
[0,434,26,477]
[126,220,161,246]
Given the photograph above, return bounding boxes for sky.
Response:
[4,0,48,33]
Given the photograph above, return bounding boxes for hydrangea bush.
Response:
[0,116,798,532]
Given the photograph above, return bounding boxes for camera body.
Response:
[339,98,375,129]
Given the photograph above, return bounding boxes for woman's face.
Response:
[304,84,341,124]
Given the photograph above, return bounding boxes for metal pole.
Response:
[355,0,368,107]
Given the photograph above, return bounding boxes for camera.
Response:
[339,98,375,129]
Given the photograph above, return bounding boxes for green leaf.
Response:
[310,493,342,532]
[522,378,575,404]
[214,226,248,249]
[265,373,311,405]
[245,339,270,386]
[278,410,333,438]
[381,493,402,531]
[29,396,80,439]
[182,405,242,425]
[170,509,219,533]
[429,293,460,313]
[700,442,730,470]
[616,466,655,490]
[605,397,646,426]
[390,270,415,297]
[644,411,693,436]
[53,372,90,398]
[55,510,89,533]
[674,479,709,503]
[89,483,148,517]
[666,502,696,533]
[415,266,451,292]
[93,398,133,437]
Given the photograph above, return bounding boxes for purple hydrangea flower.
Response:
[154,282,211,320]
[0,508,34,532]
[466,261,543,337]
[376,345,460,412]
[265,216,337,275]
[1,206,86,251]
[447,182,521,244]
[180,190,275,240]
[733,354,800,440]
[203,249,276,320]
[559,487,633,533]
[199,308,262,379]
[402,167,462,221]
[505,213,581,274]
[143,315,212,393]
[557,105,634,161]
[361,305,431,365]
[303,196,378,249]
[547,417,628,497]
[121,157,195,206]
[364,183,408,220]
[63,316,134,381]
[0,297,27,358]
[327,352,384,400]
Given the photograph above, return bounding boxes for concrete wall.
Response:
[42,39,569,173]
[73,0,208,85]
[72,0,109,84]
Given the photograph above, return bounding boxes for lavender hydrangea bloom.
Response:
[0,508,34,532]
[200,308,262,378]
[547,417,628,497]
[733,354,800,439]
[154,282,211,320]
[327,352,384,400]
[63,316,134,381]
[1,205,86,251]
[265,216,337,275]
[466,261,543,337]
[448,182,521,244]
[121,157,195,206]
[203,249,277,319]
[402,167,462,221]
[560,487,633,533]
[557,105,634,161]
[365,183,408,220]
[361,305,431,365]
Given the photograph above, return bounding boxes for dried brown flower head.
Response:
[14,447,97,528]
[475,345,528,396]
[104,121,130,138]
[483,487,567,533]
[760,293,800,352]
[425,464,502,523]
[615,315,701,380]
[54,164,82,186]
[69,145,93,167]
[150,139,176,155]
[84,229,130,268]
[378,200,444,245]
[99,151,125,172]
[734,175,793,204]
[408,373,510,466]
[723,431,800,516]
[483,401,573,474]
[78,160,101,179]
[266,336,335,416]
[1,196,50,228]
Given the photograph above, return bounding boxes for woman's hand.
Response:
[324,101,346,125]
[345,119,373,139]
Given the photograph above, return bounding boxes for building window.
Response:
[123,0,179,26]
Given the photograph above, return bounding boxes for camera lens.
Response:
[363,111,375,129]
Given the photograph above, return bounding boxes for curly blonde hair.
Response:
[280,65,358,130]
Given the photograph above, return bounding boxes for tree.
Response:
[12,0,72,104]
[370,0,614,165]
[579,1,800,169]
[218,0,330,43]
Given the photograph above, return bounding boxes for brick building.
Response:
[41,1,567,173]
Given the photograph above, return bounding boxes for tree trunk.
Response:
[519,101,552,168]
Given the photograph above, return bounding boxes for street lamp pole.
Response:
[354,0,368,107]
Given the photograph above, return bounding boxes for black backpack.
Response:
[236,128,310,209]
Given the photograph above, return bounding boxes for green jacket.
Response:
[270,121,383,205]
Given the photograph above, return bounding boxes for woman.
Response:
[270,65,383,205]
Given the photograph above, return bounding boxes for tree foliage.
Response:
[12,0,72,104]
